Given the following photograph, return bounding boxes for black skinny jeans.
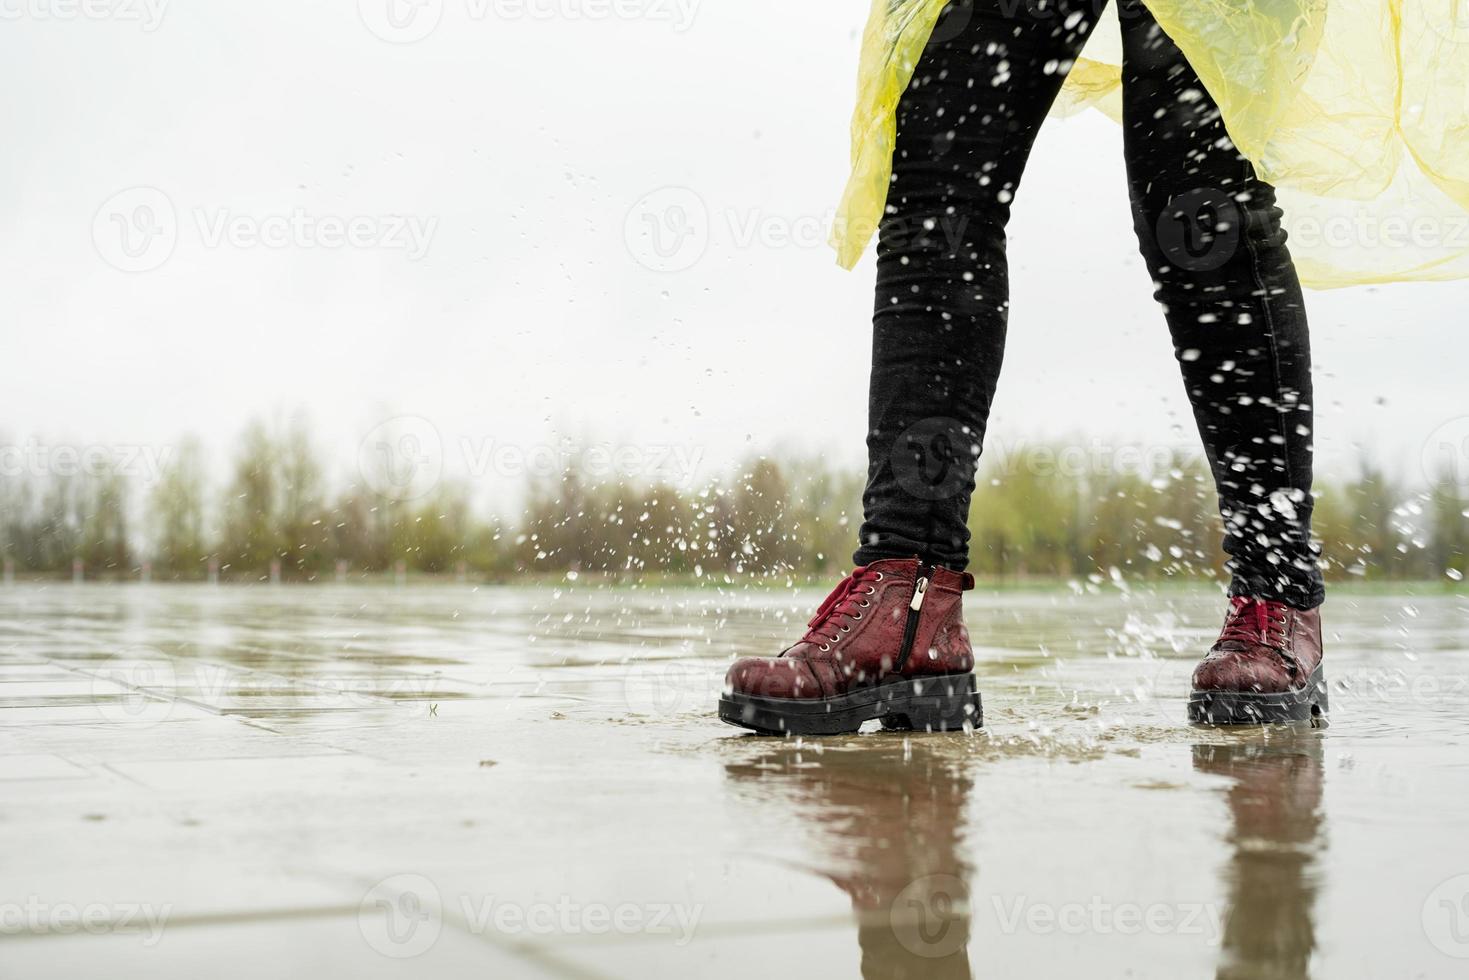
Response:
[853,0,1325,609]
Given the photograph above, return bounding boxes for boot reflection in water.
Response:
[1193,737,1326,980]
[724,740,974,980]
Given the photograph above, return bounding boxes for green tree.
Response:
[81,467,131,574]
[149,438,208,577]
[220,421,281,579]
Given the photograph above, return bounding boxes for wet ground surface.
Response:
[2,581,1468,978]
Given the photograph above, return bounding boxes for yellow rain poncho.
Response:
[832,0,1469,288]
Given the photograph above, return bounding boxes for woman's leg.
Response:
[854,0,1104,571]
[720,0,1108,735]
[1118,0,1324,609]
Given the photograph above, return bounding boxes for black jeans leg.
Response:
[854,0,1102,571]
[854,0,1325,609]
[1119,0,1324,608]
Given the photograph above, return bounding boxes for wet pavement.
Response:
[2,581,1468,978]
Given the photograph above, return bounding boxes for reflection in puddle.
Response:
[723,731,1329,978]
[725,738,975,978]
[1196,735,1326,980]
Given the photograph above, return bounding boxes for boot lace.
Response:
[789,565,885,652]
[1217,596,1291,650]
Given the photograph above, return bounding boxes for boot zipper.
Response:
[894,564,931,672]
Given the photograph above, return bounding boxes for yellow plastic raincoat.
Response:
[832,0,1469,288]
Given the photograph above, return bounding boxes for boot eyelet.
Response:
[859,600,870,608]
[840,625,850,632]
[819,643,830,652]
[874,572,884,581]
[864,587,876,595]
[853,612,862,620]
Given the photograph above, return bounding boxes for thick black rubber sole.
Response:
[718,674,983,736]
[1187,664,1329,725]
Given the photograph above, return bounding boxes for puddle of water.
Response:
[1,583,1467,978]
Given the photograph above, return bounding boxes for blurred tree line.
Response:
[0,423,1465,584]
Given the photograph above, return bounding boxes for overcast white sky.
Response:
[2,0,1464,503]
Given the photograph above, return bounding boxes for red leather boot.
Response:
[1188,596,1328,725]
[718,558,982,735]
